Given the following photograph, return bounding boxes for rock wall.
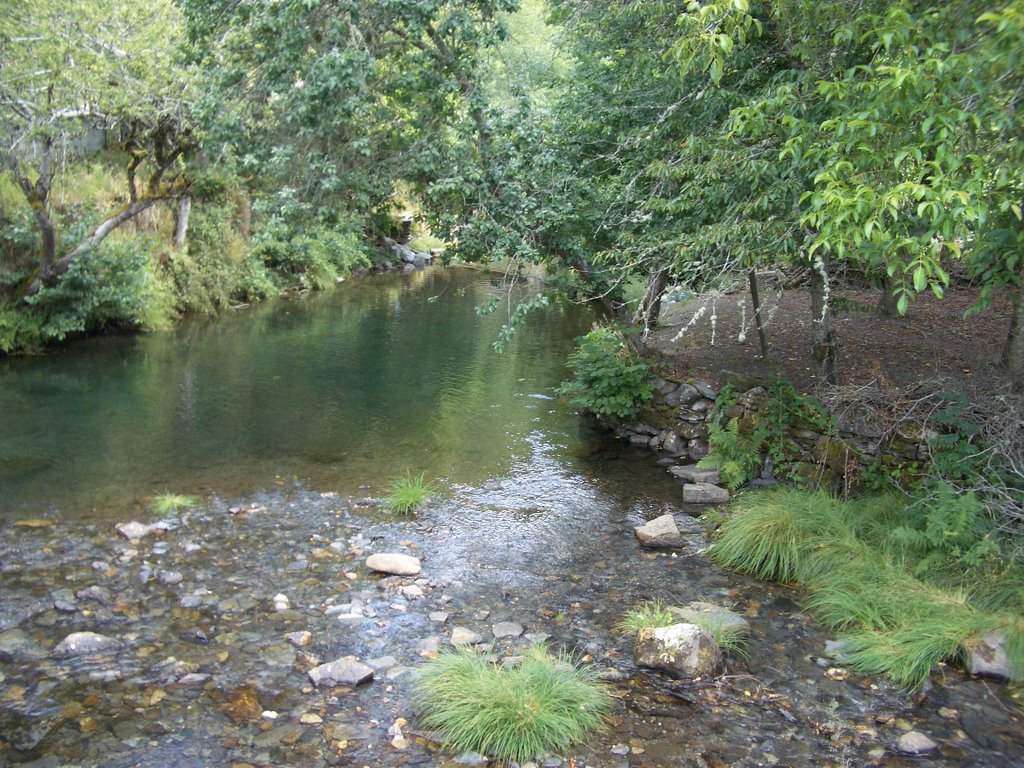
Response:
[617,372,935,492]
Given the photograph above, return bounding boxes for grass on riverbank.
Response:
[149,492,201,515]
[708,487,1024,688]
[412,644,610,764]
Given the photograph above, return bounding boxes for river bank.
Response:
[2,478,1021,768]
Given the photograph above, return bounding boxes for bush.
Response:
[413,644,610,764]
[385,472,432,515]
[252,221,370,291]
[556,325,654,419]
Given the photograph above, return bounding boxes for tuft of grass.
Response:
[412,644,610,764]
[616,600,675,634]
[692,617,750,658]
[149,492,200,515]
[385,472,432,515]
[707,487,847,582]
[711,487,1024,688]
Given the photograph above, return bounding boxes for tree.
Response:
[0,0,198,293]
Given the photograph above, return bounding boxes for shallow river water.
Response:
[0,268,1020,767]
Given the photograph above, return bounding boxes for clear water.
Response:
[0,268,670,518]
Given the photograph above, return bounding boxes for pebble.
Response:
[286,631,313,647]
[299,713,323,724]
[429,611,449,623]
[897,731,938,754]
[308,657,374,687]
[52,631,119,657]
[450,627,484,645]
[366,553,421,576]
[492,621,524,639]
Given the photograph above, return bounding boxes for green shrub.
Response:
[556,326,653,419]
[412,644,610,764]
[385,472,432,515]
[698,417,768,489]
[253,221,370,291]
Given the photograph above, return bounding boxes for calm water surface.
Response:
[0,267,675,518]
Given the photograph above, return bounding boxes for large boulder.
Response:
[682,482,729,504]
[635,623,719,678]
[366,553,421,576]
[634,514,685,548]
[668,465,720,484]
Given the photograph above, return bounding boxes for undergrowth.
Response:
[709,486,1024,688]
[412,644,610,764]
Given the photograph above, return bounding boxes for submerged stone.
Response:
[308,656,374,687]
[52,631,119,657]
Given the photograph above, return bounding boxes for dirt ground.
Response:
[649,281,1017,396]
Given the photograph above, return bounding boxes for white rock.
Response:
[897,731,938,754]
[366,553,421,576]
[115,522,154,540]
[53,631,119,657]
[450,627,484,646]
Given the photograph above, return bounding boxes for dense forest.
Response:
[1,0,1022,389]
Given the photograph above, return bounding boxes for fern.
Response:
[698,417,765,489]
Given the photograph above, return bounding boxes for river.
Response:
[0,268,1019,767]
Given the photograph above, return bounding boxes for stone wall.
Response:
[616,372,934,491]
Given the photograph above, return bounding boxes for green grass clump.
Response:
[385,472,432,515]
[709,487,1024,688]
[693,617,750,657]
[707,486,847,582]
[149,492,200,515]
[616,600,675,634]
[412,644,610,764]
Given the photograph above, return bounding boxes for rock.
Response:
[114,520,171,540]
[367,655,398,671]
[691,398,713,413]
[667,602,750,634]
[687,439,709,461]
[668,465,720,485]
[897,731,938,754]
[308,657,374,687]
[52,632,119,657]
[76,585,111,604]
[492,621,524,639]
[285,631,313,648]
[366,553,421,576]
[662,432,685,454]
[429,611,449,623]
[967,631,1011,680]
[451,627,484,646]
[693,380,718,399]
[454,752,488,766]
[635,623,719,678]
[675,383,702,406]
[417,636,442,656]
[634,514,686,548]
[682,483,730,504]
[158,569,183,585]
[299,713,323,724]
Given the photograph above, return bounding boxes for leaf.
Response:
[912,266,926,292]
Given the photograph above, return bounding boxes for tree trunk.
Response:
[25,197,161,295]
[810,252,838,384]
[1003,272,1024,393]
[748,268,770,358]
[174,195,192,247]
[878,271,900,317]
[632,265,670,337]
[238,193,252,239]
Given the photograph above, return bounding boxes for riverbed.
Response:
[1,268,1020,767]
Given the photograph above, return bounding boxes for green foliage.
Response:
[556,326,654,419]
[712,487,1024,687]
[699,417,767,489]
[25,239,152,343]
[412,644,610,764]
[252,221,370,292]
[708,487,846,581]
[385,472,433,516]
[150,493,201,515]
[617,600,676,634]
